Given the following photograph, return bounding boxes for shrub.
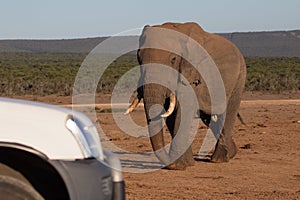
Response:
[0,52,299,96]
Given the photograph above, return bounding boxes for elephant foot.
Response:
[211,136,237,163]
[183,148,195,167]
[164,146,194,169]
[228,138,238,159]
[186,158,195,167]
[184,155,195,167]
[211,143,229,162]
[163,162,187,170]
[163,154,194,170]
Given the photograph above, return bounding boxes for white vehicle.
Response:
[0,98,125,200]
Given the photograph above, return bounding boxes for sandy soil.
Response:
[99,99,299,200]
[14,92,300,199]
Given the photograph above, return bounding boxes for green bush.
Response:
[245,57,300,92]
[0,52,299,96]
[0,52,84,96]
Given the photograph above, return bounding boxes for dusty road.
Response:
[94,98,300,200]
[20,94,300,199]
[63,99,300,108]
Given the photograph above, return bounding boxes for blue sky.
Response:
[1,0,299,39]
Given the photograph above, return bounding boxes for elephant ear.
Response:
[180,23,227,115]
[179,24,208,86]
[183,24,210,71]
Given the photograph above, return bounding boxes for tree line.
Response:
[0,52,299,96]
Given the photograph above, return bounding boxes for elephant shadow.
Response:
[114,150,215,172]
[113,151,165,172]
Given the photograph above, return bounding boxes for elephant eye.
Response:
[170,55,177,65]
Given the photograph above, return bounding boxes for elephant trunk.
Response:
[143,84,171,164]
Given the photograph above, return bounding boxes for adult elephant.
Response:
[125,22,246,170]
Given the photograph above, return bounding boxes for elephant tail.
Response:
[237,112,246,126]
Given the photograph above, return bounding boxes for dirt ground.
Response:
[17,92,300,199]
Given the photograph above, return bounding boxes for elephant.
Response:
[125,22,246,170]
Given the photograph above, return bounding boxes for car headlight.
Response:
[65,115,104,160]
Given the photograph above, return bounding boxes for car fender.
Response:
[0,98,84,160]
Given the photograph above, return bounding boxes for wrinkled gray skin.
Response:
[135,22,246,170]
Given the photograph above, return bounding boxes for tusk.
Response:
[211,115,218,122]
[124,96,140,115]
[161,92,176,118]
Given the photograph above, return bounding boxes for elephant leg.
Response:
[211,83,243,162]
[211,114,238,162]
[164,105,195,170]
[148,117,173,166]
[146,102,171,165]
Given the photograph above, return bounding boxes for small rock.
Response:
[240,143,251,149]
[256,123,267,128]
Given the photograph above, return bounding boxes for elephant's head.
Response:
[127,22,214,120]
